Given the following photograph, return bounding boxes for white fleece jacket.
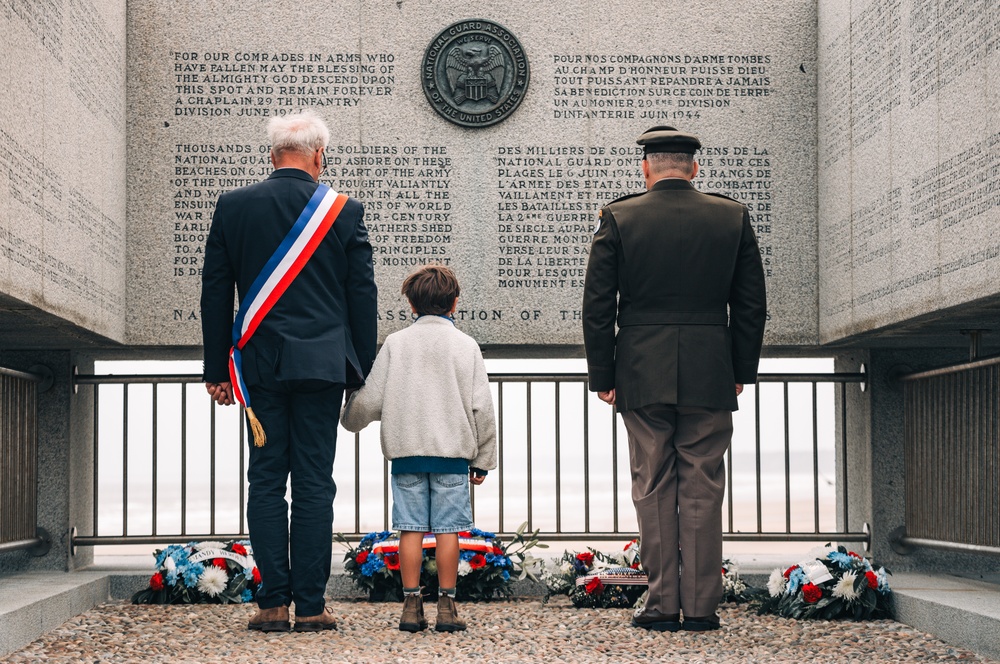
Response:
[340,316,497,471]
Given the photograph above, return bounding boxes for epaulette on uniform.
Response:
[605,191,645,207]
[702,191,744,205]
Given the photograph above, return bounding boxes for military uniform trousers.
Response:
[622,403,732,618]
[244,343,344,617]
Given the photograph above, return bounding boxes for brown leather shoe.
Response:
[293,606,338,632]
[631,608,681,632]
[247,605,291,632]
[682,613,721,631]
[434,595,467,632]
[399,594,428,632]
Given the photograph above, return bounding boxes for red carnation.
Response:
[385,553,400,571]
[469,553,487,570]
[213,557,228,569]
[492,546,504,555]
[802,583,822,603]
[576,552,595,566]
[251,567,262,585]
[585,577,604,595]
[356,550,369,564]
[624,538,637,550]
[231,543,247,556]
[866,571,878,590]
[150,572,164,591]
[848,551,862,559]
[783,565,799,579]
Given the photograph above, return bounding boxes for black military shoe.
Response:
[682,614,721,631]
[631,608,681,632]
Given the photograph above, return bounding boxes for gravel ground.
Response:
[4,599,996,663]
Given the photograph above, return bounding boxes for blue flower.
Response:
[360,530,393,548]
[156,544,190,569]
[486,554,511,568]
[360,556,386,577]
[165,569,179,586]
[469,528,495,539]
[786,567,806,595]
[501,570,510,581]
[460,550,476,562]
[243,567,254,581]
[573,558,589,574]
[181,562,205,588]
[827,551,853,569]
[241,589,253,603]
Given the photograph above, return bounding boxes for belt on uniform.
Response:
[617,311,728,326]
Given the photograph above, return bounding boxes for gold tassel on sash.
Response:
[246,407,267,447]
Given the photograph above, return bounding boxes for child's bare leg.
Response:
[435,532,459,589]
[399,531,424,589]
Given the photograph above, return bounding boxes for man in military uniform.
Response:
[582,126,767,632]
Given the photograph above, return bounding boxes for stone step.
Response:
[891,572,1000,662]
[0,571,110,657]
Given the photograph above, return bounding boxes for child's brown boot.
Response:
[435,595,467,632]
[399,594,428,632]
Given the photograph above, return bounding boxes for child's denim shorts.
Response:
[391,472,474,533]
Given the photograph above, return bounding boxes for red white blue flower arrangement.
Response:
[131,540,261,605]
[754,545,893,620]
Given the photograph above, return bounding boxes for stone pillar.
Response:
[0,351,95,574]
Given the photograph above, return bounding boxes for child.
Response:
[341,264,497,632]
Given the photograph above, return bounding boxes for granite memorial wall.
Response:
[818,0,1000,344]
[10,0,993,353]
[0,0,127,343]
[125,0,819,351]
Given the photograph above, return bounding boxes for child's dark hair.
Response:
[401,264,460,315]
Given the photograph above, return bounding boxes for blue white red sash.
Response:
[228,184,348,445]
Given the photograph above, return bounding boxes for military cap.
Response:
[636,125,701,155]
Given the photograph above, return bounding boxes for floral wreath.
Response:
[544,540,753,609]
[755,545,893,620]
[131,540,261,605]
[337,523,544,602]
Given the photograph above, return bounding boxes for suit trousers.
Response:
[621,404,732,617]
[245,360,344,617]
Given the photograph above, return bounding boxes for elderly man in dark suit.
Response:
[583,126,766,632]
[201,109,377,632]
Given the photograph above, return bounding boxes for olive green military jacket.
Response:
[582,178,767,412]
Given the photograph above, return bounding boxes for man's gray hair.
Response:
[267,109,330,159]
[646,151,695,176]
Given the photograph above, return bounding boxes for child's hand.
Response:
[470,471,485,486]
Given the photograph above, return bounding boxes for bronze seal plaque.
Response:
[422,20,530,128]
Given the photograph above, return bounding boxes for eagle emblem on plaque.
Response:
[446,42,505,104]
[422,19,529,127]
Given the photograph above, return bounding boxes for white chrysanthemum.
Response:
[833,572,859,600]
[458,560,472,577]
[805,545,836,559]
[767,569,787,597]
[197,565,228,597]
[163,556,176,573]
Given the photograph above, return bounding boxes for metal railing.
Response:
[0,365,50,556]
[896,356,1000,557]
[71,371,868,548]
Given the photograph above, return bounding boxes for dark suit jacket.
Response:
[200,168,378,388]
[582,178,766,412]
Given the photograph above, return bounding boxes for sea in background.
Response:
[89,357,837,564]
